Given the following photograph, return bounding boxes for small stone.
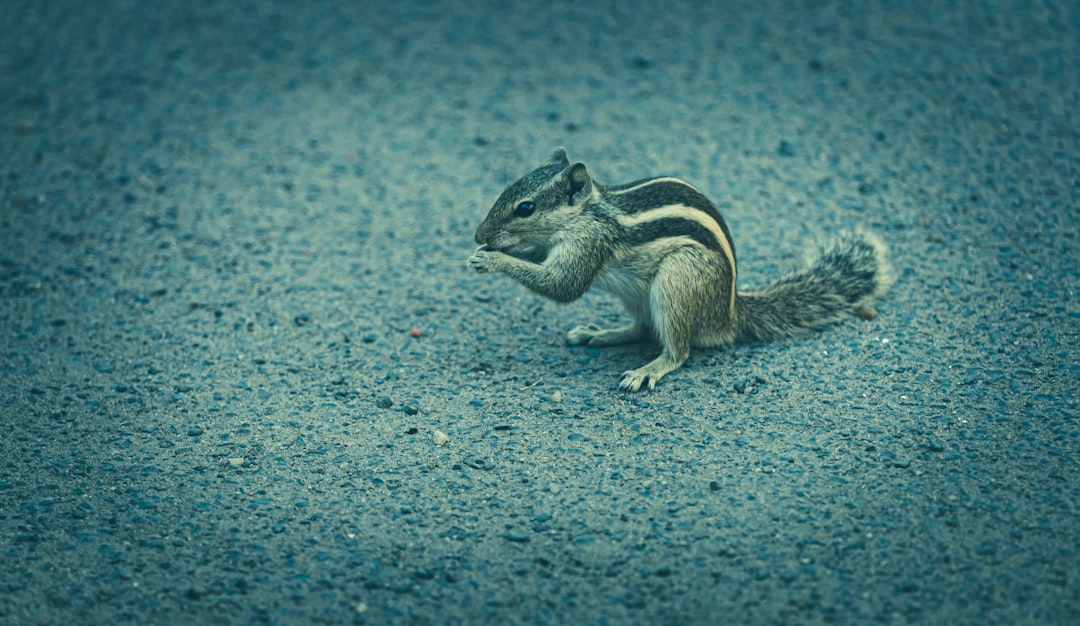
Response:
[228,457,244,467]
[376,396,393,409]
[551,390,563,403]
[856,305,879,320]
[433,430,449,446]
[187,426,204,436]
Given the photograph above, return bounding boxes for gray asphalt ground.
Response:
[2,1,1078,624]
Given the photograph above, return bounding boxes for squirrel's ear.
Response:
[566,162,592,204]
[551,147,570,166]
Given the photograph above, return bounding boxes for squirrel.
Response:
[468,147,893,392]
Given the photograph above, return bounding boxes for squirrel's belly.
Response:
[594,265,651,302]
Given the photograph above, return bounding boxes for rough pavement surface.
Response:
[2,1,1077,624]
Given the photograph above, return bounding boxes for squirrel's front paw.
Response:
[467,246,494,273]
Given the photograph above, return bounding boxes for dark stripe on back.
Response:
[608,178,736,264]
[626,217,725,253]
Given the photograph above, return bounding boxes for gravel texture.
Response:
[1,1,1078,624]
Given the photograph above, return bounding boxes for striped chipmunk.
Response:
[467,148,893,392]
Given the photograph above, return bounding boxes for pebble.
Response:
[433,430,449,446]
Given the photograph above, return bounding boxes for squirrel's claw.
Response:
[467,247,491,273]
[619,371,655,393]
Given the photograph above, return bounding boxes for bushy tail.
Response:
[734,231,893,343]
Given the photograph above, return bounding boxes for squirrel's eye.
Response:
[513,201,536,218]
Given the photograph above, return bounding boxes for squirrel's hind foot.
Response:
[619,353,685,392]
[568,323,645,347]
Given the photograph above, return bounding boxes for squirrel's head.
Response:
[474,147,594,262]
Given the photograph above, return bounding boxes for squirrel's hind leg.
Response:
[618,249,709,391]
[568,323,647,347]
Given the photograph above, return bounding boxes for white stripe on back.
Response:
[608,177,704,196]
[615,203,737,316]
